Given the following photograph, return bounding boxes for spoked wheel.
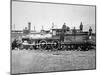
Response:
[59,43,65,50]
[77,45,85,51]
[19,44,24,50]
[52,40,59,50]
[77,46,81,51]
[68,45,72,50]
[39,40,47,50]
[65,45,68,51]
[70,45,75,50]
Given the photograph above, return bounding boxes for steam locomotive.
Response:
[12,23,96,51]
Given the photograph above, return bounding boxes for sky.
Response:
[12,1,96,33]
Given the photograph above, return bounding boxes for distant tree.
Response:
[62,23,67,29]
[66,27,70,31]
[62,23,70,32]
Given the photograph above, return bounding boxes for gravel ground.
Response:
[11,50,96,74]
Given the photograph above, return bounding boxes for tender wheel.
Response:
[77,46,81,51]
[29,45,33,50]
[52,40,59,50]
[59,43,65,50]
[39,40,47,50]
[19,44,24,50]
[67,45,70,50]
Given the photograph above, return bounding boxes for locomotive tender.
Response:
[12,22,96,51]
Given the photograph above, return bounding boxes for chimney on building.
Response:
[34,26,36,32]
[52,22,54,29]
[80,22,83,32]
[28,22,31,32]
[14,24,15,30]
[42,25,44,30]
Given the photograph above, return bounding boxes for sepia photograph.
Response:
[11,0,96,74]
